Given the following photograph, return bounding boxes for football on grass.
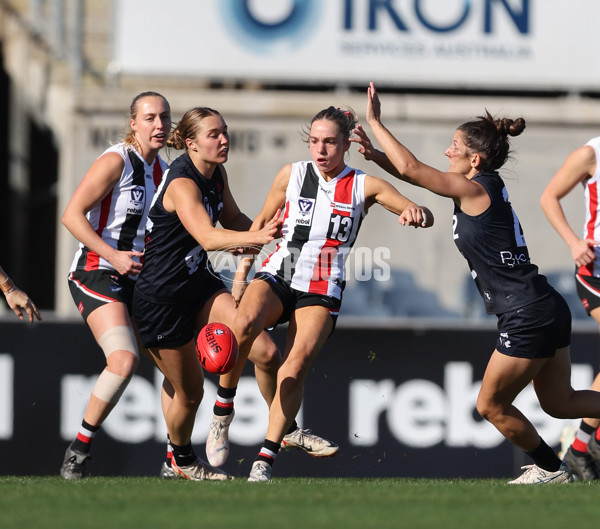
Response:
[197,322,238,374]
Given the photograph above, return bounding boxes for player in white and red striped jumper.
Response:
[541,136,600,480]
[228,106,434,482]
[59,92,170,479]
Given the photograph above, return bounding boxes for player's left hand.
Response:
[399,205,429,228]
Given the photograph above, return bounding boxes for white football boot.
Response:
[282,428,339,458]
[508,461,574,484]
[171,457,233,481]
[206,411,235,467]
[248,460,273,483]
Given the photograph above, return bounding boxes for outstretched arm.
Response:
[165,176,281,252]
[365,175,434,228]
[540,145,598,268]
[364,82,485,209]
[365,82,432,187]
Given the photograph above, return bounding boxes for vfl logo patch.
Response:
[296,198,315,226]
[298,198,313,214]
[127,186,145,215]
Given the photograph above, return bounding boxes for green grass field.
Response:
[0,476,597,529]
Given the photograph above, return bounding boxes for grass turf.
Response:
[0,476,597,529]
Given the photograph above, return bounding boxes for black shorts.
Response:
[68,269,136,321]
[133,274,227,349]
[253,272,341,332]
[495,290,571,359]
[575,273,600,315]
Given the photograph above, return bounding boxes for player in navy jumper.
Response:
[359,81,600,484]
[132,107,283,481]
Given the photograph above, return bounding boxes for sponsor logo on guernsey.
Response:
[296,198,315,226]
[157,331,182,343]
[331,202,354,212]
[499,250,529,268]
[499,332,512,348]
[127,186,145,215]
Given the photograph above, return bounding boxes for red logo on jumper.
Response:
[78,302,85,314]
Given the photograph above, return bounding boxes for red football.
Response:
[196,322,238,374]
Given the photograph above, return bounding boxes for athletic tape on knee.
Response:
[92,369,131,404]
[97,325,139,359]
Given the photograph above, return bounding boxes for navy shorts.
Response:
[133,274,227,349]
[495,290,571,359]
[68,269,136,321]
[575,273,600,315]
[253,272,341,332]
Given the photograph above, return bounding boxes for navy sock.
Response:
[526,438,561,472]
[285,420,299,436]
[170,441,197,468]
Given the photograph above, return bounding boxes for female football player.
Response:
[60,92,170,479]
[228,106,434,482]
[357,81,600,484]
[132,106,281,481]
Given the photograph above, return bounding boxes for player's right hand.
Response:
[109,250,144,276]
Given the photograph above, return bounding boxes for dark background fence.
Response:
[2,319,598,479]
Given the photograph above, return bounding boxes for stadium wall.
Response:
[2,1,600,320]
[2,319,598,479]
[47,94,600,321]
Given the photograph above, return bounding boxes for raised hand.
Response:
[366,81,382,124]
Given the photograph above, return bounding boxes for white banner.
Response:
[113,0,598,90]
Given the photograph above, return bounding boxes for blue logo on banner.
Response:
[415,0,471,32]
[218,0,319,53]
